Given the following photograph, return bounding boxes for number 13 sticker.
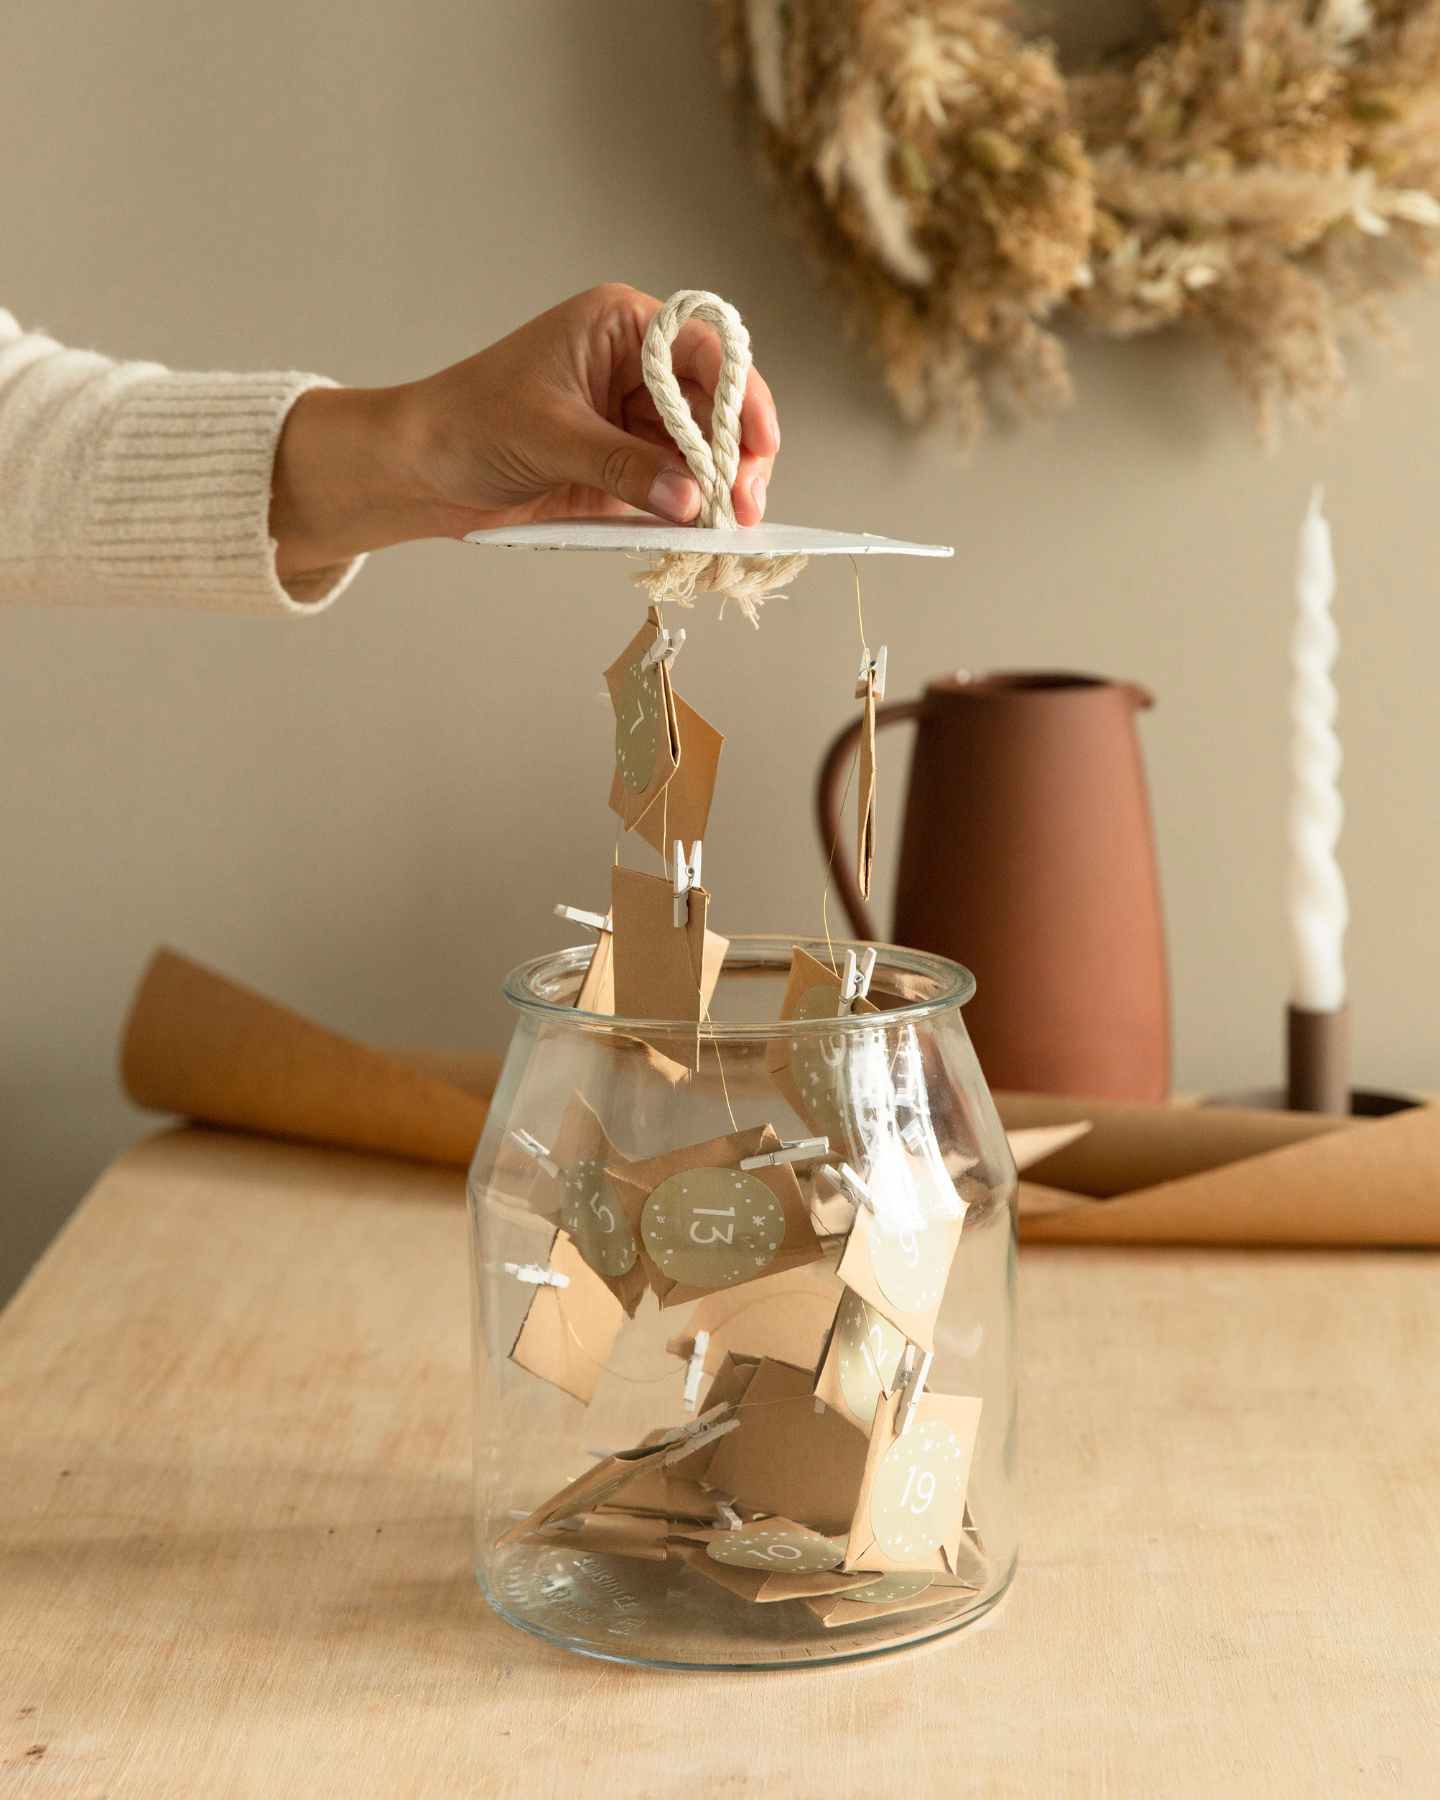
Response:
[641,1168,785,1289]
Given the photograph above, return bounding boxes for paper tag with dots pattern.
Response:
[641,1168,786,1289]
[559,1157,638,1278]
[705,1522,846,1574]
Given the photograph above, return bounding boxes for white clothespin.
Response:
[816,1161,875,1213]
[813,1397,826,1415]
[855,644,888,702]
[716,1500,742,1531]
[896,1347,934,1436]
[738,1136,829,1171]
[502,1261,571,1290]
[640,623,686,673]
[664,1413,739,1466]
[899,1115,930,1155]
[839,946,878,1013]
[553,903,611,933]
[672,839,702,926]
[510,1128,559,1179]
[681,1330,710,1412]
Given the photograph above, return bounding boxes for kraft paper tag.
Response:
[605,615,681,833]
[702,1356,871,1536]
[529,1093,649,1316]
[610,865,729,1072]
[834,1199,964,1351]
[508,1230,626,1405]
[857,680,877,900]
[622,1125,824,1306]
[531,1510,672,1562]
[803,1575,979,1628]
[812,1287,908,1430]
[575,925,615,1013]
[611,691,725,856]
[664,1262,842,1380]
[842,1388,983,1575]
[767,947,880,1163]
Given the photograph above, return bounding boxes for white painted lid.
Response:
[462,518,953,559]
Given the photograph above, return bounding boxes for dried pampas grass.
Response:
[714,0,1440,444]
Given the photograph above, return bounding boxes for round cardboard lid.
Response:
[463,518,954,559]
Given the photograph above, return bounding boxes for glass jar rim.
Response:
[502,934,976,1039]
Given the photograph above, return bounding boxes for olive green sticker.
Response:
[834,1289,907,1425]
[640,1168,785,1289]
[706,1524,846,1573]
[870,1420,969,1562]
[846,1572,933,1605]
[869,1216,947,1315]
[559,1157,638,1278]
[786,983,855,1154]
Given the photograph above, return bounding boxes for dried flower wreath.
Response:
[713,0,1440,443]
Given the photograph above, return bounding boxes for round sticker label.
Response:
[869,1215,946,1315]
[559,1157,637,1278]
[613,657,663,793]
[869,1419,968,1562]
[847,1572,933,1605]
[834,1289,906,1425]
[706,1524,845,1573]
[641,1168,785,1289]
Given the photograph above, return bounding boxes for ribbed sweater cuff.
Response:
[83,371,367,615]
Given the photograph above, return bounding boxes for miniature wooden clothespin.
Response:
[738,1136,830,1171]
[502,1261,572,1290]
[715,1500,743,1531]
[640,622,687,672]
[672,839,703,926]
[839,947,878,1013]
[817,1161,875,1212]
[509,1128,559,1179]
[855,644,887,701]
[553,903,612,933]
[896,1347,935,1436]
[681,1330,711,1412]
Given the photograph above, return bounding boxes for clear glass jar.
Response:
[467,937,1017,1669]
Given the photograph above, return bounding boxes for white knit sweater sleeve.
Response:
[0,309,365,614]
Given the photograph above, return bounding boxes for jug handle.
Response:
[814,699,925,943]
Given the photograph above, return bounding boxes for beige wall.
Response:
[4,2,1438,1301]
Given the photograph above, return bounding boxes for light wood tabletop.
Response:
[2,1128,1436,1798]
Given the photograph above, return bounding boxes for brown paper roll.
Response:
[1020,1101,1440,1246]
[121,948,497,1169]
[995,1091,1353,1197]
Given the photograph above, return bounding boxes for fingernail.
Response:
[648,469,698,523]
[751,476,767,518]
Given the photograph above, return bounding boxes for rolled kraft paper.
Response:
[121,948,497,1169]
[994,1091,1354,1198]
[1020,1101,1440,1247]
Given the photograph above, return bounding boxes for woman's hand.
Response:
[271,284,782,581]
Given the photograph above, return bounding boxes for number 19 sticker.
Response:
[869,1419,968,1561]
[641,1169,784,1289]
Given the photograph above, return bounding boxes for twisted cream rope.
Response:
[635,289,806,626]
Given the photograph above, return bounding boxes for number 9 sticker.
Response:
[869,1420,969,1561]
[869,1217,946,1315]
[559,1157,638,1278]
[641,1169,785,1289]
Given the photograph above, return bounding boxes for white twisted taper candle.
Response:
[1288,486,1348,1013]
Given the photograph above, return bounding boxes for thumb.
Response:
[565,415,701,523]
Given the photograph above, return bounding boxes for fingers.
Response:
[623,377,775,526]
[559,408,701,523]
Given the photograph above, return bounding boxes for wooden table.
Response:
[2,1129,1436,1797]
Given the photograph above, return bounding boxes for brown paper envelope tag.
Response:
[537,1094,648,1316]
[702,1357,871,1536]
[530,1510,672,1562]
[767,947,880,1161]
[666,1262,842,1377]
[694,1517,846,1575]
[508,1230,626,1405]
[812,1288,908,1431]
[497,1433,683,1546]
[594,1466,719,1523]
[835,1202,964,1350]
[605,618,680,832]
[843,1390,983,1574]
[615,692,725,855]
[667,1541,772,1603]
[611,865,726,1073]
[857,683,877,900]
[622,1125,822,1304]
[575,927,615,1013]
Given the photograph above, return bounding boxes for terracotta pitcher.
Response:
[816,671,1170,1100]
